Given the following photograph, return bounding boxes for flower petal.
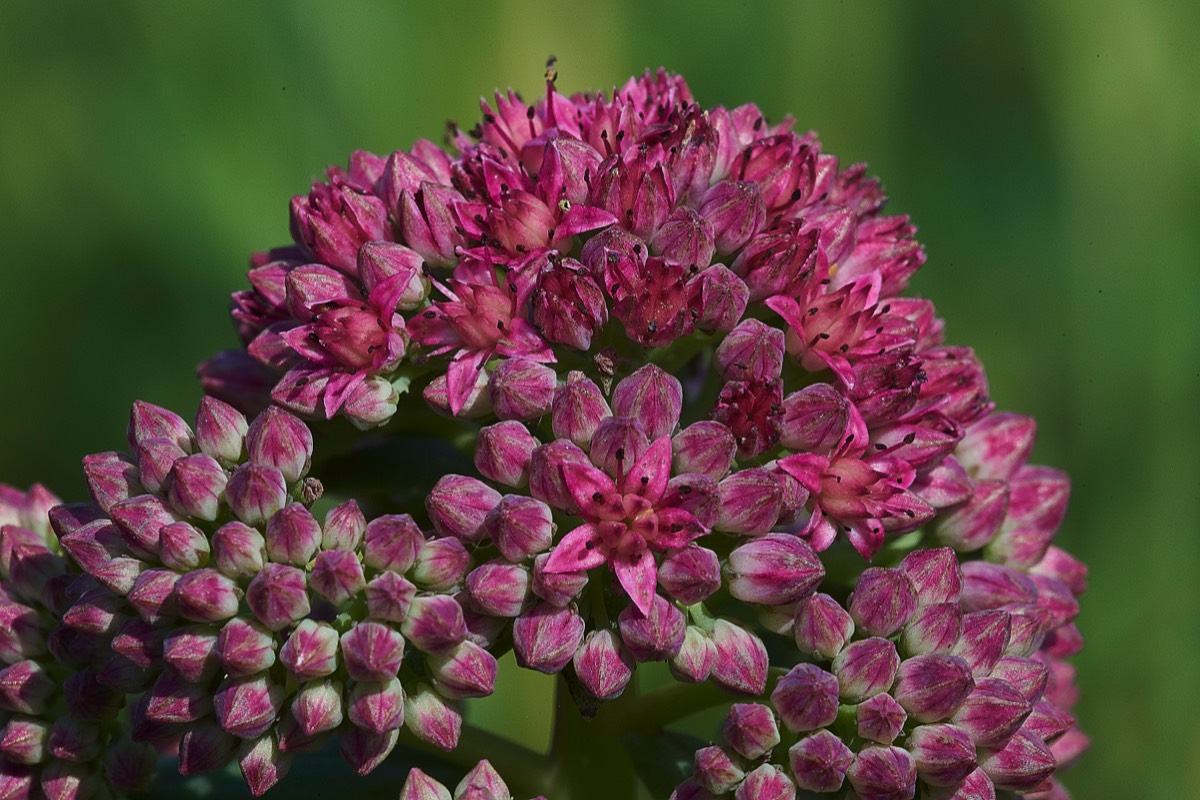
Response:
[621,436,672,502]
[613,553,658,616]
[561,460,618,519]
[543,524,608,574]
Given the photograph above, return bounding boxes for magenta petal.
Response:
[446,349,491,416]
[621,436,672,501]
[561,461,618,517]
[612,554,658,615]
[543,524,608,574]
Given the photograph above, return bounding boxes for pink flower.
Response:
[542,437,705,614]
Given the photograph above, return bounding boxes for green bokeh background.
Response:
[1,2,1197,797]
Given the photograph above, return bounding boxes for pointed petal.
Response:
[613,554,658,615]
[446,349,490,416]
[543,524,608,573]
[621,437,672,501]
[561,461,618,517]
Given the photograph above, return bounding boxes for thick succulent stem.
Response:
[545,673,640,800]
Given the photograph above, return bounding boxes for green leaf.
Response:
[620,730,708,797]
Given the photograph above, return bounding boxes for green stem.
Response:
[546,673,640,800]
[616,680,731,736]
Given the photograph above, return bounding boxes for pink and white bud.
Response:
[960,562,1037,611]
[574,629,634,701]
[1024,701,1075,744]
[215,672,285,739]
[716,468,783,534]
[483,496,554,563]
[892,654,975,723]
[832,637,900,702]
[934,480,1009,552]
[727,534,824,606]
[530,553,588,607]
[164,454,227,522]
[793,593,855,660]
[174,568,240,623]
[487,358,557,421]
[1030,545,1087,597]
[365,572,417,623]
[238,734,291,797]
[399,768,452,800]
[710,619,768,696]
[1,715,51,763]
[135,432,183,492]
[913,457,974,510]
[978,729,1055,792]
[671,422,736,481]
[693,746,744,795]
[279,619,339,680]
[179,721,239,774]
[657,545,721,605]
[989,656,1050,704]
[905,723,978,787]
[950,678,1033,748]
[550,373,611,449]
[700,180,766,255]
[611,365,683,441]
[143,667,211,723]
[108,494,175,560]
[664,625,712,683]
[128,400,193,452]
[465,562,531,619]
[722,702,779,760]
[246,563,310,631]
[714,319,785,383]
[308,549,366,606]
[428,640,497,699]
[128,568,180,624]
[529,257,609,351]
[735,764,795,800]
[857,692,908,744]
[82,452,142,512]
[246,406,312,483]
[411,537,471,591]
[195,397,248,465]
[779,384,850,453]
[849,567,919,638]
[404,683,462,751]
[322,500,366,551]
[219,617,276,677]
[347,678,404,734]
[651,206,715,269]
[899,548,963,605]
[226,464,288,527]
[847,745,917,800]
[771,663,839,732]
[618,595,686,661]
[690,264,749,334]
[788,729,853,793]
[953,611,1011,677]
[427,476,501,542]
[956,413,1036,482]
[212,521,267,579]
[401,595,469,655]
[343,376,400,430]
[340,622,405,682]
[291,679,344,736]
[163,625,220,682]
[474,422,538,489]
[513,603,585,674]
[265,503,322,567]
[158,521,211,572]
[528,439,591,513]
[454,758,513,800]
[363,513,424,574]
[900,603,963,656]
[0,765,34,800]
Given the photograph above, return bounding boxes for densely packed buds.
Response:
[53,399,497,795]
[6,68,1085,798]
[0,484,156,800]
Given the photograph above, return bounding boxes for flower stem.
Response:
[545,673,640,799]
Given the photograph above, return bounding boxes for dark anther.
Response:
[592,492,604,502]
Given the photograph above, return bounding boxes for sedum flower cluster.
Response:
[3,68,1086,800]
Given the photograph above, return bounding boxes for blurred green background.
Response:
[1,1,1196,796]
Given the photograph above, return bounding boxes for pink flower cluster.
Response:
[0,69,1086,799]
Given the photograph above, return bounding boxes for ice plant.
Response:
[5,67,1086,799]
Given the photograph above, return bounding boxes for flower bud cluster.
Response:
[53,400,495,796]
[0,484,156,800]
[672,547,1083,799]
